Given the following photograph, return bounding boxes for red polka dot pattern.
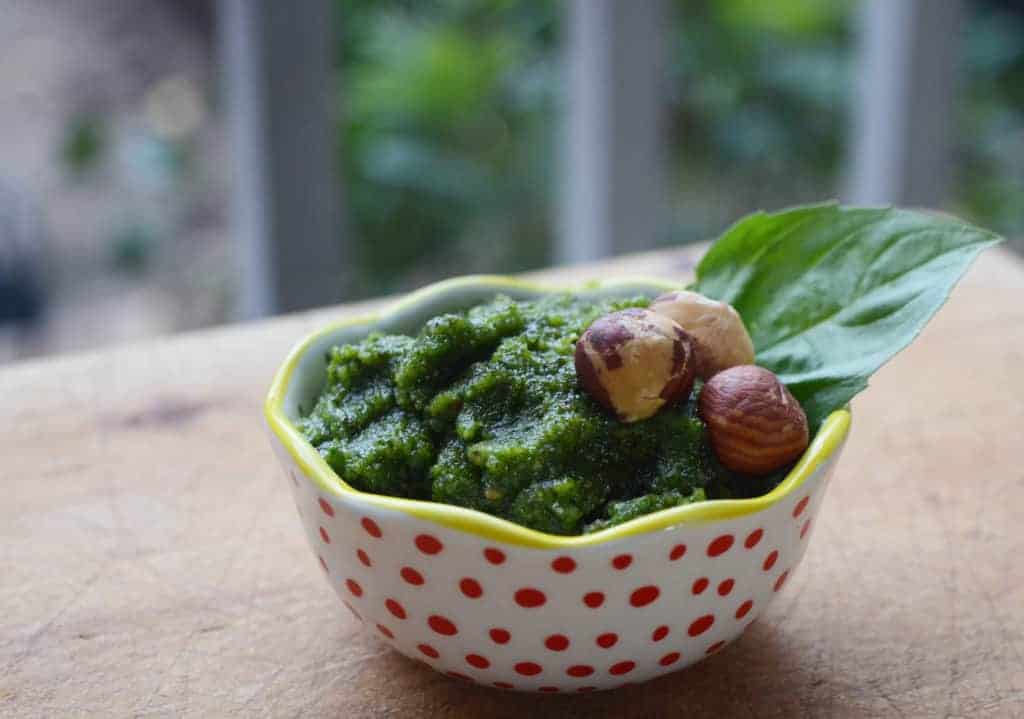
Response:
[609,661,635,676]
[774,570,790,592]
[319,527,330,544]
[659,651,681,666]
[483,547,506,564]
[669,544,687,561]
[629,585,660,607]
[763,550,779,571]
[800,519,812,539]
[415,534,443,555]
[376,623,393,639]
[567,664,594,677]
[611,554,633,570]
[515,662,542,676]
[692,577,709,594]
[428,615,458,635]
[357,549,371,567]
[318,498,334,517]
[793,496,809,517]
[417,643,439,659]
[345,579,363,597]
[493,681,513,689]
[744,528,763,549]
[489,628,511,644]
[465,654,490,669]
[583,592,605,608]
[459,578,483,598]
[385,598,406,620]
[688,615,715,637]
[514,588,546,608]
[652,625,669,642]
[400,567,424,586]
[706,640,726,654]
[545,634,570,651]
[717,579,735,596]
[551,556,577,573]
[735,600,754,619]
[707,534,734,557]
[360,517,381,538]
[596,633,618,649]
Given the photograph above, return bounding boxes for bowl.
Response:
[265,275,851,693]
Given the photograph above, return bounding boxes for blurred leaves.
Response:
[60,114,106,177]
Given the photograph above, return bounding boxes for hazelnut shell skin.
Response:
[649,290,755,379]
[698,365,809,475]
[575,308,696,423]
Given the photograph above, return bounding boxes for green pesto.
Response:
[300,294,733,535]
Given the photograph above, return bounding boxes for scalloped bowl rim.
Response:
[265,274,851,549]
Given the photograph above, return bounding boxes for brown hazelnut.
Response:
[575,308,696,423]
[649,290,755,379]
[698,365,809,475]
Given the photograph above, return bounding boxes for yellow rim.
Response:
[265,274,852,549]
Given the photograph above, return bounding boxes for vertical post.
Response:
[562,0,667,263]
[218,0,345,319]
[846,0,963,207]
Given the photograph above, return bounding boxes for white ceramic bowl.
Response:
[265,276,851,693]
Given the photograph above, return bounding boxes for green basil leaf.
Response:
[692,203,1002,430]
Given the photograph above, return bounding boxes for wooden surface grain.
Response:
[2,245,1023,718]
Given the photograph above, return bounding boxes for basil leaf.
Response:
[692,203,1002,430]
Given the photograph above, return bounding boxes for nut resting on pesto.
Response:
[299,291,796,535]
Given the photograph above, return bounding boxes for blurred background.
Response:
[0,0,1021,364]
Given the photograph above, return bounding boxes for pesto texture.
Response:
[301,294,731,535]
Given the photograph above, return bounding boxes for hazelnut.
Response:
[649,290,755,379]
[698,365,809,475]
[575,308,696,423]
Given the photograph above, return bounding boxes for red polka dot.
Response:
[428,615,458,635]
[744,528,764,549]
[318,498,335,517]
[489,628,511,644]
[629,585,660,607]
[384,599,406,620]
[400,566,424,586]
[707,534,734,557]
[551,556,577,573]
[417,643,439,658]
[567,665,594,677]
[800,519,812,539]
[514,588,547,608]
[459,578,483,598]
[583,591,605,608]
[609,661,635,676]
[659,651,681,666]
[446,671,471,682]
[539,686,560,693]
[717,579,735,596]
[465,654,490,669]
[763,550,779,571]
[652,625,669,642]
[319,527,331,544]
[735,600,754,619]
[493,681,514,689]
[345,579,363,597]
[514,662,542,676]
[342,600,362,622]
[669,543,687,561]
[376,623,393,639]
[483,547,506,564]
[318,556,328,572]
[688,614,715,637]
[793,496,810,518]
[415,534,443,555]
[611,554,633,570]
[357,549,371,567]
[692,577,709,595]
[706,640,726,654]
[545,634,570,651]
[577,686,597,693]
[360,517,382,538]
[596,632,618,648]
[774,570,790,592]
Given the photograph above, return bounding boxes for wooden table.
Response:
[3,245,1024,718]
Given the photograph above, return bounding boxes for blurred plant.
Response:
[60,114,107,178]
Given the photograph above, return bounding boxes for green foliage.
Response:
[692,204,1002,430]
[60,114,106,177]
